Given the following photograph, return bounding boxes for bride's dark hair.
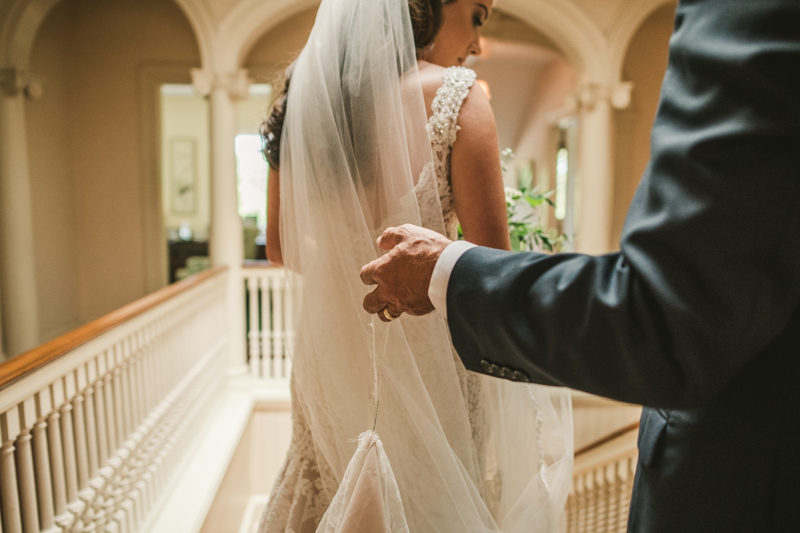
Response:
[261,0,450,170]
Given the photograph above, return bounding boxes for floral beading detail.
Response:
[418,66,477,240]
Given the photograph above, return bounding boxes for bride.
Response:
[258,0,573,531]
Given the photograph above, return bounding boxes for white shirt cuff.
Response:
[428,240,477,318]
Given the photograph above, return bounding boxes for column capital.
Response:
[0,68,42,99]
[569,80,634,112]
[190,68,251,100]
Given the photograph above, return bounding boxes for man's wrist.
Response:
[428,241,477,318]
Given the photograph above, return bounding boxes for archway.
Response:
[611,2,676,245]
[21,0,204,346]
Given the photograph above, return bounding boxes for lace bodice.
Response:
[416,66,477,240]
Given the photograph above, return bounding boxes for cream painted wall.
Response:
[26,3,82,341]
[470,40,575,189]
[481,8,562,54]
[506,58,575,190]
[611,3,676,246]
[25,0,202,333]
[237,87,273,137]
[243,6,318,82]
[160,91,211,239]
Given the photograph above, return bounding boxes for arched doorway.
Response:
[23,0,204,345]
[612,2,676,245]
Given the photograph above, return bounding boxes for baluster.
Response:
[143,325,159,411]
[595,467,605,532]
[618,457,635,533]
[134,331,148,429]
[247,275,261,377]
[111,346,126,452]
[32,389,59,533]
[84,362,100,485]
[0,408,22,533]
[47,381,72,532]
[60,372,86,530]
[566,491,578,533]
[94,356,109,471]
[139,327,153,415]
[261,274,273,378]
[575,473,586,533]
[106,347,126,533]
[16,397,41,533]
[128,338,142,433]
[85,359,111,533]
[271,275,284,377]
[120,340,134,442]
[73,365,98,532]
[101,351,117,458]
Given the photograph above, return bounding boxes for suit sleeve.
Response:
[446,0,800,409]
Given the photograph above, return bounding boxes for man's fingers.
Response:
[360,254,389,286]
[363,286,389,314]
[377,226,408,251]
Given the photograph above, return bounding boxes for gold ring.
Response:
[382,308,400,321]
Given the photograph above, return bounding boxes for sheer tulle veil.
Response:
[278,0,573,530]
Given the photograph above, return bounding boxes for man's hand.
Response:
[361,224,452,321]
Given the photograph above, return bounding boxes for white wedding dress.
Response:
[257,0,573,531]
[259,65,488,533]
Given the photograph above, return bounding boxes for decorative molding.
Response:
[218,0,320,71]
[190,68,250,100]
[0,67,40,99]
[606,0,677,84]
[0,0,61,68]
[564,80,634,113]
[499,0,609,81]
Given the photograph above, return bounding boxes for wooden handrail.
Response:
[0,266,227,390]
[242,260,278,268]
[574,420,640,457]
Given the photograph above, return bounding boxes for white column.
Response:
[574,81,632,255]
[0,68,40,356]
[191,68,250,369]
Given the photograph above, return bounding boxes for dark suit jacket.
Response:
[446,1,800,531]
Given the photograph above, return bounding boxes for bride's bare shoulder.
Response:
[417,61,447,118]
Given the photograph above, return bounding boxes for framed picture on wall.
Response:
[170,137,197,215]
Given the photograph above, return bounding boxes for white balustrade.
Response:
[242,266,293,383]
[0,269,229,533]
[565,424,638,533]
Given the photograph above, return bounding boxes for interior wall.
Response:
[160,91,211,239]
[26,2,82,340]
[26,0,202,334]
[611,3,676,246]
[470,41,575,190]
[243,6,318,82]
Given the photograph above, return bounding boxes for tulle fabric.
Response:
[277,0,573,530]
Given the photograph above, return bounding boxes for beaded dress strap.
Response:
[426,66,477,148]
